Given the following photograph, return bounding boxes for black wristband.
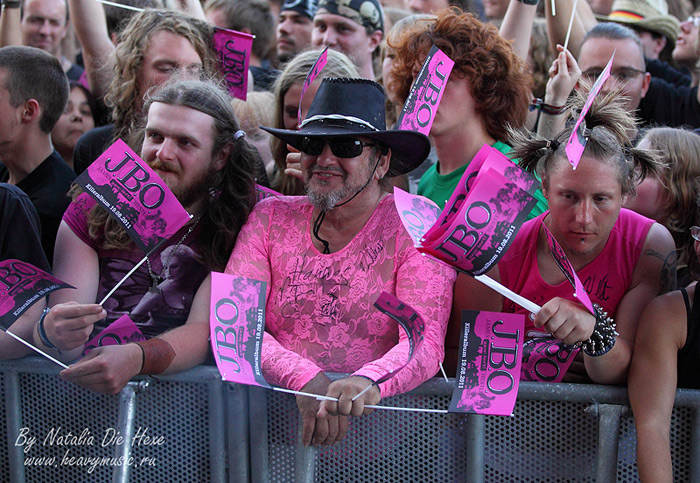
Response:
[3,0,21,8]
[38,307,58,350]
[516,0,539,5]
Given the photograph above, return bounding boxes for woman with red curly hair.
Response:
[389,7,547,217]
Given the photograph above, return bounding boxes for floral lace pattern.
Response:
[225,195,456,397]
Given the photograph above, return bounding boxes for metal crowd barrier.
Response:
[1,357,699,482]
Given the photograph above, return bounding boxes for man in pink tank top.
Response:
[451,93,676,384]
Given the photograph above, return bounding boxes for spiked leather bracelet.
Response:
[579,303,618,357]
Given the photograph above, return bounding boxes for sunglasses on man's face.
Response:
[298,136,383,158]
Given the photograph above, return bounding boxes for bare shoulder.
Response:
[637,286,690,350]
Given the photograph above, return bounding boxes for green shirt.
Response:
[417,140,547,220]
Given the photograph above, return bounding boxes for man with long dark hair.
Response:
[27,79,259,394]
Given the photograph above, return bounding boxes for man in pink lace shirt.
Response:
[227,78,456,446]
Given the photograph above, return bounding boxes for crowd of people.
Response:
[0,0,699,477]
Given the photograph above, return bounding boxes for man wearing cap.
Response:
[226,77,455,446]
[277,0,318,63]
[600,0,680,61]
[311,0,384,79]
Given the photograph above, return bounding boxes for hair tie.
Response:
[546,139,560,151]
[234,130,246,140]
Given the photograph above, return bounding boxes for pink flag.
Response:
[420,168,537,275]
[393,188,441,246]
[213,27,254,101]
[521,337,579,382]
[449,310,524,416]
[429,146,539,244]
[541,223,595,313]
[298,46,328,126]
[81,314,145,357]
[372,292,425,383]
[255,184,281,202]
[210,272,269,387]
[396,45,454,136]
[565,53,614,170]
[74,139,192,255]
[0,260,74,330]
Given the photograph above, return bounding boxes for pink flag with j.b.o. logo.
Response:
[213,27,254,101]
[210,272,269,388]
[74,139,191,255]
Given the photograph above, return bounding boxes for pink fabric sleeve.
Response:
[353,243,456,398]
[225,199,324,391]
[62,193,99,249]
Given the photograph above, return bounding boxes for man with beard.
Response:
[227,78,456,446]
[25,79,260,394]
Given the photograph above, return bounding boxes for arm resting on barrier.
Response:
[582,223,676,384]
[0,303,43,359]
[59,275,213,394]
[628,290,686,483]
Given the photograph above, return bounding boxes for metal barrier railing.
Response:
[2,357,699,482]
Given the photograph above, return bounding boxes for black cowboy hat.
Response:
[261,77,431,176]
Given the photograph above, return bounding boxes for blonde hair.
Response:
[270,49,359,194]
[105,9,216,147]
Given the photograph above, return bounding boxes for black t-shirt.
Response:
[678,285,700,389]
[73,124,115,176]
[638,78,700,129]
[0,183,50,271]
[645,58,691,88]
[0,151,75,264]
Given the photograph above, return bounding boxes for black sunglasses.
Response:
[298,136,385,158]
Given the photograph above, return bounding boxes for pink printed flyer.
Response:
[565,53,614,170]
[0,260,73,330]
[521,337,579,382]
[393,188,441,246]
[449,310,524,416]
[396,44,454,136]
[81,314,146,357]
[213,27,254,101]
[420,168,537,275]
[460,145,540,197]
[541,223,594,314]
[425,145,539,251]
[74,139,191,255]
[372,292,425,383]
[210,272,269,388]
[298,46,328,126]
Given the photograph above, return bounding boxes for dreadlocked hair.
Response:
[508,84,665,196]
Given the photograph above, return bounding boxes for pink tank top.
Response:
[499,209,653,332]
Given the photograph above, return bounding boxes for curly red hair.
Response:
[389,8,532,140]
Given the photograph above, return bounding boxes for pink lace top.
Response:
[225,195,456,397]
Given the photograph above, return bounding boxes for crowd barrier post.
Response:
[248,385,270,482]
[465,414,485,483]
[224,382,250,483]
[591,403,624,482]
[5,370,25,483]
[208,378,227,482]
[111,381,142,483]
[295,425,316,482]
